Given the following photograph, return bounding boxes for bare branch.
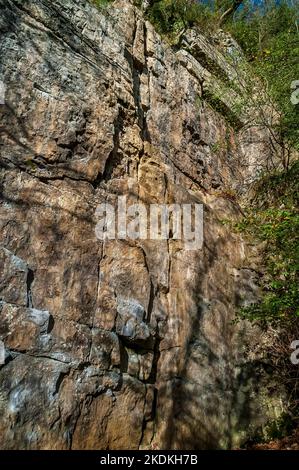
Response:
[219,0,243,25]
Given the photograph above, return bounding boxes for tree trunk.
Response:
[219,0,243,26]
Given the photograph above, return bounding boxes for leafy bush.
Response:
[91,0,114,9]
[236,161,299,325]
[235,161,299,434]
[228,1,299,153]
[146,0,214,37]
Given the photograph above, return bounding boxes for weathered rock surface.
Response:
[0,0,282,449]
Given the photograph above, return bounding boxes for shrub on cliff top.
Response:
[146,0,214,36]
[228,0,299,154]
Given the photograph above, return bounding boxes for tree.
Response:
[227,0,299,164]
[218,0,244,25]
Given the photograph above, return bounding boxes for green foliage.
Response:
[264,413,294,441]
[236,161,299,325]
[237,160,299,440]
[146,0,214,38]
[228,1,299,152]
[145,1,298,154]
[210,141,222,153]
[91,0,114,9]
[248,412,294,445]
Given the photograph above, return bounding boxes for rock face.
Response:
[0,0,281,449]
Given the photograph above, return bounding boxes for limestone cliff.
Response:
[0,0,283,449]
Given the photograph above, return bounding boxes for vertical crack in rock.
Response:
[164,173,171,295]
[119,337,129,373]
[140,246,155,323]
[53,369,70,397]
[147,282,155,324]
[88,246,104,363]
[26,268,34,308]
[125,35,150,143]
[139,354,160,448]
[102,106,125,181]
[147,336,161,386]
[144,22,151,101]
[139,386,148,448]
[143,387,159,447]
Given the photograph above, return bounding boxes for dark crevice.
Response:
[181,41,231,85]
[139,246,155,323]
[0,352,14,370]
[171,158,208,192]
[102,105,125,181]
[47,314,55,334]
[147,335,161,385]
[28,353,71,365]
[77,361,91,371]
[118,334,155,352]
[119,337,129,373]
[139,410,148,448]
[26,268,34,308]
[124,47,151,143]
[147,281,155,324]
[0,155,96,190]
[203,90,243,130]
[53,370,70,396]
[38,173,94,187]
[151,387,158,421]
[139,388,159,449]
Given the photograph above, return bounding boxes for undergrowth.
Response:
[236,161,299,325]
